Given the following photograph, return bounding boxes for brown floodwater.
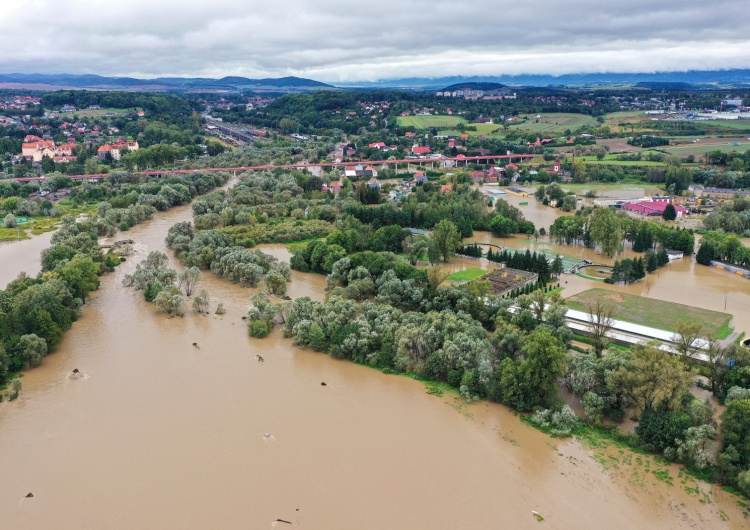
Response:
[0,230,54,288]
[1,200,749,528]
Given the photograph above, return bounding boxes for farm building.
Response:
[484,268,539,297]
[622,200,688,219]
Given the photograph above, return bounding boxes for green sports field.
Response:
[566,288,733,339]
[396,115,466,129]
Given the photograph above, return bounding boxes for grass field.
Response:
[662,142,750,156]
[446,268,487,283]
[441,123,506,138]
[698,120,750,131]
[508,113,598,135]
[566,288,733,339]
[558,180,659,193]
[58,107,140,119]
[397,115,466,129]
[575,155,669,166]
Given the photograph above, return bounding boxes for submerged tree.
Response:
[178,266,201,297]
[589,207,622,257]
[192,289,210,314]
[428,219,461,263]
[154,287,185,317]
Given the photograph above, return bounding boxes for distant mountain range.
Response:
[1,70,749,93]
[0,73,334,92]
[338,69,750,89]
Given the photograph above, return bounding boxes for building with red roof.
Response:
[622,200,688,219]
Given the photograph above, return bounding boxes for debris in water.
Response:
[264,433,271,438]
[532,510,544,522]
[256,355,264,363]
[25,493,33,498]
[320,382,327,386]
[192,342,199,348]
[69,369,83,379]
[275,520,292,525]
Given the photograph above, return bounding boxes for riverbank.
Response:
[1,188,748,528]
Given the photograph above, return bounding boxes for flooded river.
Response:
[1,198,749,528]
[0,230,54,288]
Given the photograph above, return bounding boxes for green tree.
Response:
[192,289,210,314]
[489,215,518,237]
[17,334,48,368]
[721,399,750,469]
[263,271,288,296]
[153,286,185,317]
[428,220,461,263]
[607,343,695,415]
[177,266,201,297]
[662,203,677,221]
[672,320,703,363]
[583,295,616,357]
[57,256,100,302]
[497,328,567,411]
[590,207,623,257]
[4,213,16,228]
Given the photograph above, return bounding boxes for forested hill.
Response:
[441,82,505,92]
[0,73,333,92]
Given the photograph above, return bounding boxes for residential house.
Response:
[413,172,428,185]
[367,177,381,188]
[470,170,485,184]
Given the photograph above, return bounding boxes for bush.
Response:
[636,408,692,452]
[529,405,578,436]
[249,320,271,338]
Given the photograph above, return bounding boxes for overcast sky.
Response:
[3,0,749,82]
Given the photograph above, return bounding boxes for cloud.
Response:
[1,0,749,81]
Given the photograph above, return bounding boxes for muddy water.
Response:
[0,230,54,288]
[469,227,750,332]
[472,191,750,332]
[1,206,748,528]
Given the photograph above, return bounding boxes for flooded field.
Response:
[1,194,749,528]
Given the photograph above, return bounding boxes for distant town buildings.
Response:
[96,140,139,161]
[21,135,78,163]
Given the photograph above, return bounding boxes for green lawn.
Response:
[507,113,598,135]
[566,288,733,339]
[446,268,487,283]
[397,115,466,129]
